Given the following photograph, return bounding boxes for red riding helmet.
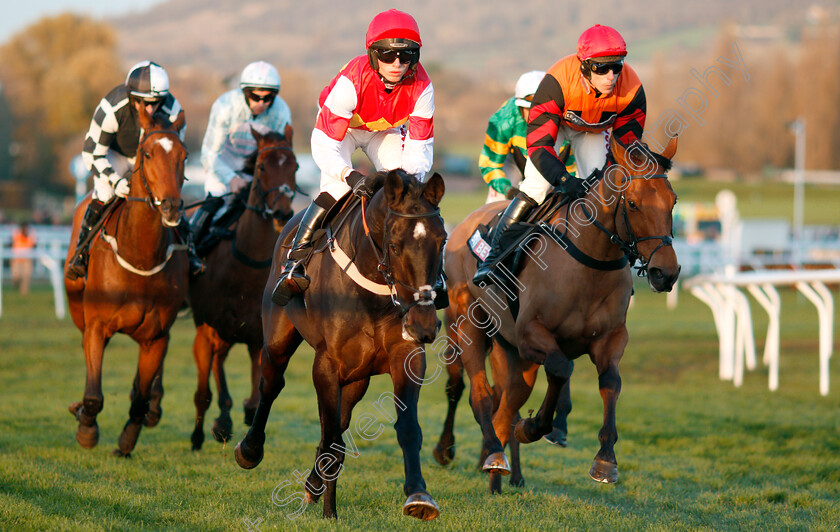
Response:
[576,24,627,61]
[365,9,422,48]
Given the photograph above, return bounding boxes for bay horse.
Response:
[189,125,297,451]
[235,169,446,520]
[65,108,189,456]
[434,135,680,493]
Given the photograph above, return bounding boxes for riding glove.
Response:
[114,177,131,198]
[347,170,374,199]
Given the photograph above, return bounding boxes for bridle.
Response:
[244,144,299,222]
[360,196,443,315]
[125,129,187,211]
[576,168,675,277]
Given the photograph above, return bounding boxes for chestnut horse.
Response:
[189,125,297,450]
[65,108,189,456]
[434,136,680,493]
[235,170,446,520]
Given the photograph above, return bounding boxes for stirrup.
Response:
[271,261,309,306]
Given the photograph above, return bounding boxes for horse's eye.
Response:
[144,151,152,159]
[627,200,638,210]
[389,243,400,256]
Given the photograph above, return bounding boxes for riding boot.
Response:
[66,200,106,280]
[270,202,329,306]
[189,195,225,250]
[176,218,206,277]
[472,192,537,286]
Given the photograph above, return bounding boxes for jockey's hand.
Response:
[489,177,511,195]
[114,177,130,198]
[347,170,373,199]
[230,175,249,194]
[561,175,587,199]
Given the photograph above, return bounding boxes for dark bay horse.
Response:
[235,169,446,520]
[189,125,297,450]
[435,136,680,493]
[65,108,189,456]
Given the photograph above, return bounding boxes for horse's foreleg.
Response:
[588,327,627,484]
[304,377,370,506]
[191,325,218,450]
[545,372,573,447]
[143,365,164,427]
[210,341,234,443]
[70,322,110,448]
[115,334,169,457]
[235,314,302,470]
[310,352,343,519]
[392,346,440,521]
[432,348,464,467]
[243,342,262,426]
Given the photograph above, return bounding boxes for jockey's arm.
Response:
[311,76,356,182]
[401,83,435,180]
[82,97,123,196]
[611,86,647,145]
[479,105,514,194]
[526,74,572,188]
[200,97,239,193]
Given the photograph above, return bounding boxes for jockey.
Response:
[67,60,205,281]
[191,61,293,243]
[271,9,443,306]
[474,24,646,284]
[479,71,576,204]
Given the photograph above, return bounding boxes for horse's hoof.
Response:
[589,458,619,484]
[543,428,568,447]
[117,422,142,456]
[304,489,321,504]
[111,448,132,458]
[234,439,263,470]
[513,418,541,444]
[211,417,233,443]
[403,492,440,521]
[143,408,162,428]
[489,472,503,494]
[433,442,455,466]
[482,452,511,475]
[510,475,526,488]
[190,429,204,451]
[76,422,99,449]
[243,407,256,427]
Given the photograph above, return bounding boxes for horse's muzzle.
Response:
[158,198,182,227]
[648,264,681,293]
[402,306,441,344]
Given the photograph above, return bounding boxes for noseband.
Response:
[126,129,187,211]
[246,145,299,222]
[360,196,443,315]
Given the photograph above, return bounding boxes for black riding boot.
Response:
[66,200,106,280]
[270,202,329,306]
[189,195,225,250]
[176,219,206,277]
[472,192,536,286]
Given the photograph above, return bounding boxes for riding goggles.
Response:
[244,90,278,104]
[375,48,419,65]
[589,61,624,76]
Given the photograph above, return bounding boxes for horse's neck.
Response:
[117,201,171,262]
[560,197,623,261]
[341,201,384,278]
[236,190,277,249]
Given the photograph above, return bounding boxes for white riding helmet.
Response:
[126,60,170,99]
[240,61,281,91]
[514,70,546,108]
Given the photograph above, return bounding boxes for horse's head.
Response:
[607,135,681,292]
[133,108,188,227]
[250,124,297,230]
[371,169,446,344]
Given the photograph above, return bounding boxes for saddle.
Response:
[194,189,249,256]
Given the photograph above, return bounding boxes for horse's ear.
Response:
[137,101,154,131]
[173,110,186,133]
[384,169,405,205]
[250,125,264,143]
[661,135,678,160]
[283,124,293,147]
[423,172,445,207]
[608,134,628,166]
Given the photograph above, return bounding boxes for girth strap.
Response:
[328,241,392,296]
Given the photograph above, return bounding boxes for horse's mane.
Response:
[367,168,426,201]
[243,130,289,175]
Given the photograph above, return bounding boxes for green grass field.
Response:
[1,182,839,531]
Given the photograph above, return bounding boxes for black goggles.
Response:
[375,48,419,65]
[132,96,164,111]
[244,90,277,103]
[590,61,624,76]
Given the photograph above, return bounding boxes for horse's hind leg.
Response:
[242,342,262,426]
[69,322,110,449]
[432,351,464,466]
[114,335,169,457]
[235,313,302,470]
[211,341,234,442]
[304,377,370,506]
